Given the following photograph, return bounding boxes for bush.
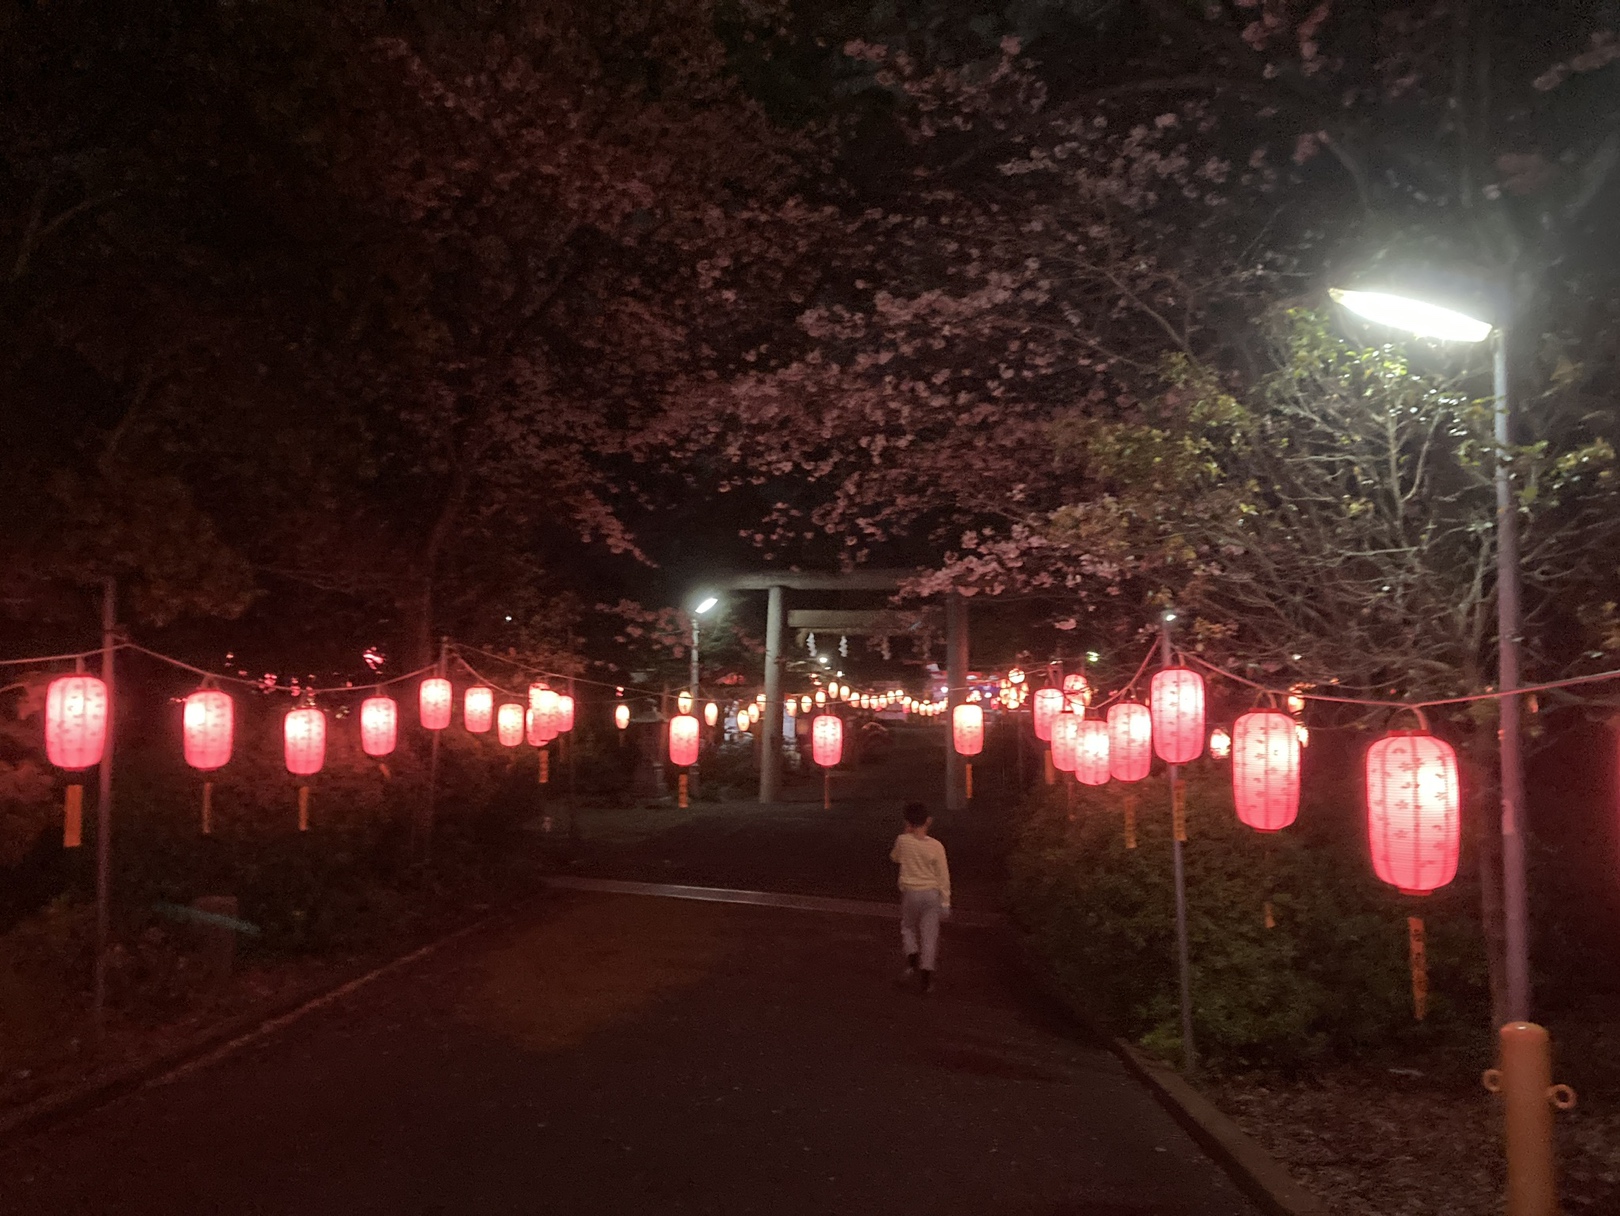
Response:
[1008,766,1490,1071]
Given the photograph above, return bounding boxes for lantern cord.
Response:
[119,643,438,697]
[1090,645,1158,711]
[450,642,670,699]
[447,654,528,701]
[0,647,106,668]
[1181,651,1620,711]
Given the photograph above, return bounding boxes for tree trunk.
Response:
[401,461,471,670]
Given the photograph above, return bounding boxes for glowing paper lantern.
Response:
[1033,688,1064,742]
[497,703,524,747]
[1107,702,1153,782]
[1051,712,1080,772]
[419,678,452,730]
[677,690,693,715]
[557,695,575,733]
[669,714,700,767]
[284,707,327,776]
[359,695,398,758]
[800,695,812,713]
[815,689,827,707]
[531,687,562,742]
[183,689,233,771]
[704,702,719,728]
[952,703,984,757]
[1231,711,1300,832]
[810,713,844,767]
[1063,673,1091,712]
[45,676,108,770]
[1075,718,1112,786]
[1366,731,1460,894]
[464,686,494,733]
[1150,667,1205,764]
[615,703,630,731]
[525,708,544,747]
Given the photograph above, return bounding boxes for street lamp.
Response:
[1332,274,1559,1216]
[690,594,718,698]
[1329,277,1525,1021]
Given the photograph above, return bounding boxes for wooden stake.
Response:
[1408,916,1428,1021]
[1123,791,1137,849]
[965,762,973,800]
[63,784,83,848]
[298,785,310,832]
[1171,781,1188,843]
[678,771,689,808]
[1043,749,1055,786]
[201,781,213,835]
[539,748,550,785]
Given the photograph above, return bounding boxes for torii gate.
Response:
[707,571,972,810]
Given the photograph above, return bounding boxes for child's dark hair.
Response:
[902,801,930,826]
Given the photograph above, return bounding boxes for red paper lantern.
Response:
[45,675,108,771]
[1051,712,1080,773]
[811,713,844,768]
[669,714,700,767]
[704,701,719,728]
[284,707,326,776]
[1063,673,1090,712]
[419,678,452,730]
[497,703,524,747]
[1107,702,1152,782]
[1075,718,1112,786]
[464,686,493,734]
[1231,711,1300,832]
[1150,667,1205,764]
[558,694,575,733]
[360,695,398,758]
[952,703,985,756]
[183,689,233,772]
[1032,688,1064,742]
[528,687,562,743]
[1365,731,1460,895]
[614,703,630,731]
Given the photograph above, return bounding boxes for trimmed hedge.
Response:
[1008,766,1491,1070]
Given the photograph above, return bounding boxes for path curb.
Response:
[545,875,1007,927]
[1107,1039,1328,1216]
[0,914,495,1147]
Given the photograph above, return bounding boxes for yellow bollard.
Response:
[1483,1022,1576,1216]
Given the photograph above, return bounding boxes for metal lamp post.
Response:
[689,595,718,798]
[1332,282,1567,1216]
[690,596,717,692]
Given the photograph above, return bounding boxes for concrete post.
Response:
[760,584,785,803]
[945,592,968,810]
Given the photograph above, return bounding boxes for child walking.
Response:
[890,801,951,993]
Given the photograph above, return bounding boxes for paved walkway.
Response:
[0,888,1255,1215]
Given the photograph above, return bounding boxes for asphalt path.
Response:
[0,888,1257,1215]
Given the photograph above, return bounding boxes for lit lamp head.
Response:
[1328,257,1499,344]
[1329,288,1492,343]
[694,595,719,616]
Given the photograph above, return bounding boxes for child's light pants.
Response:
[899,888,943,970]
